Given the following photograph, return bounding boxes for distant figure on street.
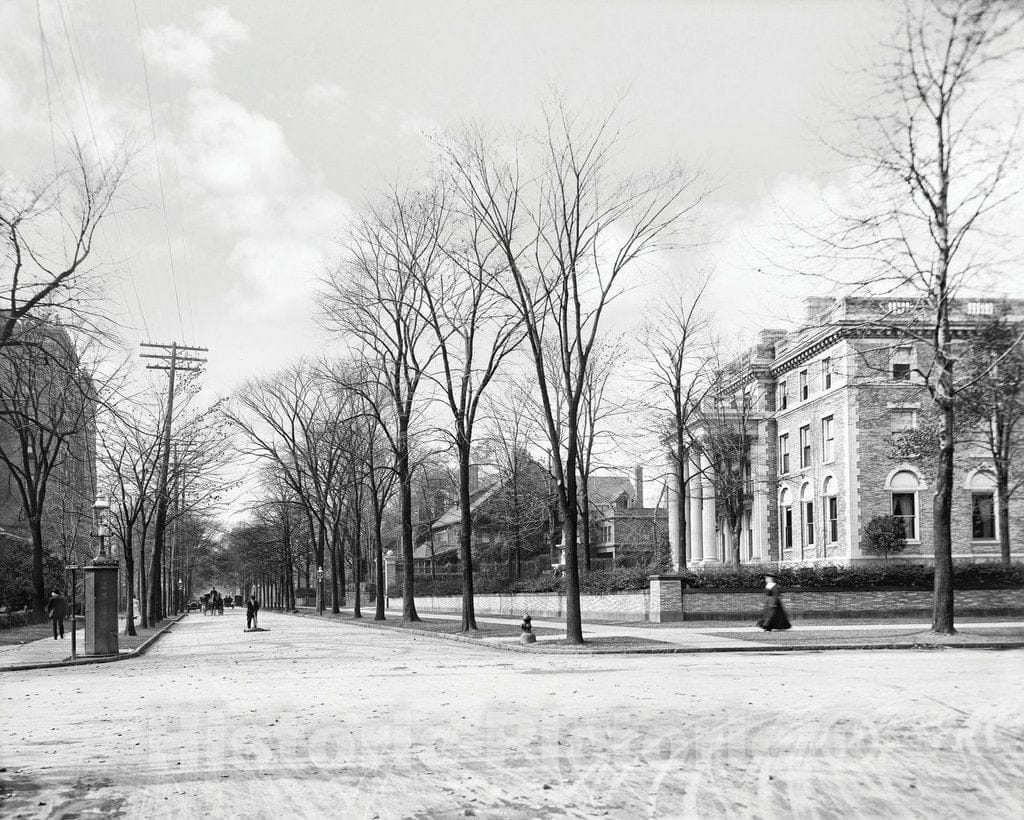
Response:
[756,574,791,632]
[246,593,260,630]
[45,590,67,639]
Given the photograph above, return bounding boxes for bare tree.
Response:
[1,141,129,349]
[325,364,398,621]
[224,363,338,615]
[448,105,705,643]
[576,343,628,572]
[641,279,713,570]
[0,321,97,619]
[100,399,163,634]
[957,307,1024,564]
[478,386,552,580]
[415,189,524,631]
[695,370,755,569]
[322,188,446,623]
[808,0,1024,632]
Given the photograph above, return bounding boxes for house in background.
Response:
[666,295,1024,567]
[412,459,553,575]
[587,467,669,568]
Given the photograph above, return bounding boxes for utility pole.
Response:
[141,342,207,622]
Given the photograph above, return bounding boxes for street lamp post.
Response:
[93,494,110,559]
[84,492,118,656]
[316,566,324,616]
[177,578,184,614]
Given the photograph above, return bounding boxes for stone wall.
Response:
[648,576,1024,622]
[409,591,649,622]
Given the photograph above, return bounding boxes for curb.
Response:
[289,611,1024,655]
[0,612,189,673]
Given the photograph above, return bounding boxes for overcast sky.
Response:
[3,1,1023,509]
[2,0,912,390]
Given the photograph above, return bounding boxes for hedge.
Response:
[677,562,1024,591]
[394,561,1024,595]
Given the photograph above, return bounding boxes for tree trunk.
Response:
[138,523,149,628]
[932,388,956,634]
[336,524,347,609]
[30,514,45,621]
[329,538,340,614]
[373,498,386,621]
[729,516,741,569]
[997,463,1011,566]
[398,416,419,622]
[123,530,137,636]
[562,466,584,645]
[458,443,477,632]
[352,505,362,619]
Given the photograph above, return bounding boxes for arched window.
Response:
[889,470,920,540]
[969,471,997,541]
[779,488,793,552]
[823,477,839,543]
[800,483,815,555]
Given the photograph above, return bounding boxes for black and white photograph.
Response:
[1,1,1023,817]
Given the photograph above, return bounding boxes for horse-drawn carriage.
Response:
[200,592,225,615]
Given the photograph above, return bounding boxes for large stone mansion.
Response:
[666,296,1024,567]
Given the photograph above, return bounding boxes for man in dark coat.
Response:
[246,593,260,630]
[45,590,67,639]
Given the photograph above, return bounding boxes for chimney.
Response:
[634,465,644,509]
[469,464,480,494]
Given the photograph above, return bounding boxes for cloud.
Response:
[176,88,349,313]
[141,7,249,84]
[196,7,250,45]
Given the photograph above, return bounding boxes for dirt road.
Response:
[2,609,1021,818]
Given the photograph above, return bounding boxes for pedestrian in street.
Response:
[756,574,791,632]
[246,593,260,630]
[45,590,67,639]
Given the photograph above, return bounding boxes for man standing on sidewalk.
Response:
[45,590,67,639]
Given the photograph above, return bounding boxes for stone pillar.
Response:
[648,576,682,623]
[84,560,119,657]
[384,551,399,602]
[701,452,719,563]
[667,459,681,571]
[688,455,704,563]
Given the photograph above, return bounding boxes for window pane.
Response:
[892,492,916,538]
[828,496,838,542]
[972,493,995,540]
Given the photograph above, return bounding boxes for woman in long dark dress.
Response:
[757,574,791,631]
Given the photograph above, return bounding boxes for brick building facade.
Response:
[666,296,1024,567]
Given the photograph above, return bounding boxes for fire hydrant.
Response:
[520,613,536,644]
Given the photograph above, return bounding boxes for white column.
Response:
[688,455,704,563]
[701,451,718,563]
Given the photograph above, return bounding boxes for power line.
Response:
[133,0,186,340]
[41,0,152,339]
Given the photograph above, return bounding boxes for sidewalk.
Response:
[0,614,186,671]
[312,607,1024,653]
